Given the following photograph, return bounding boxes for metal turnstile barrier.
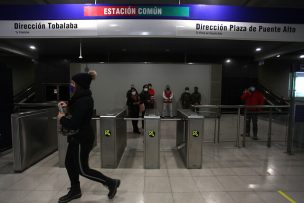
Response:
[11,108,58,172]
[177,109,204,169]
[144,110,160,169]
[100,109,127,168]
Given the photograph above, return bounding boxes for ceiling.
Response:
[0,1,304,63]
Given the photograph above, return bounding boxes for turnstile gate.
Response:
[144,111,160,169]
[100,109,127,168]
[177,109,204,169]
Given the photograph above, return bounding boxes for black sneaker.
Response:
[108,179,121,199]
[58,187,82,203]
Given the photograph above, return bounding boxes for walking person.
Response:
[241,86,265,140]
[57,71,120,203]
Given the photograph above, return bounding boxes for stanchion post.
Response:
[243,107,247,147]
[236,107,241,148]
[267,108,273,148]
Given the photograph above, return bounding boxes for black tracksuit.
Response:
[60,89,113,187]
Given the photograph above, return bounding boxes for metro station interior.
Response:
[1,0,304,203]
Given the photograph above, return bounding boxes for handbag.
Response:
[139,103,145,112]
[60,115,79,136]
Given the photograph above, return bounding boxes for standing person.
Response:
[180,87,191,109]
[148,83,155,109]
[191,86,202,105]
[191,86,202,112]
[162,85,174,117]
[140,84,152,128]
[57,71,120,203]
[126,84,135,99]
[241,86,265,140]
[127,87,140,134]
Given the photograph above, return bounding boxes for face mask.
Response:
[131,91,136,96]
[249,87,256,92]
[186,90,189,93]
[70,85,75,94]
[144,88,148,91]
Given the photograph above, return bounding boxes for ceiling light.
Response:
[255,47,262,52]
[141,32,149,35]
[29,45,36,50]
[225,59,231,63]
[79,42,83,59]
[299,55,304,59]
[276,55,281,58]
[188,62,194,65]
[99,62,104,64]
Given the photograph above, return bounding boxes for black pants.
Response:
[65,138,113,187]
[246,112,258,137]
[129,109,139,132]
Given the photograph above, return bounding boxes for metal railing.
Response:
[193,104,290,148]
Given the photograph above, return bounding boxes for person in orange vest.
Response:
[162,85,174,117]
[241,86,265,140]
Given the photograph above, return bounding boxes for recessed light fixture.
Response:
[255,47,262,52]
[299,54,304,59]
[141,32,149,35]
[225,59,231,63]
[276,55,281,58]
[29,45,36,50]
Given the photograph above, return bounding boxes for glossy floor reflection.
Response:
[0,119,303,203]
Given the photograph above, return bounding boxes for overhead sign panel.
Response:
[84,6,189,17]
[0,4,304,41]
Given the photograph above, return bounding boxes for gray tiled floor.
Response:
[0,119,303,203]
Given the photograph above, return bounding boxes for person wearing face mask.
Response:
[140,84,152,128]
[241,86,265,140]
[180,87,191,109]
[127,87,140,134]
[162,85,174,117]
[57,71,120,203]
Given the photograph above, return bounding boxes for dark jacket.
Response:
[140,91,152,109]
[180,92,191,109]
[191,92,201,105]
[60,89,94,143]
[127,94,140,116]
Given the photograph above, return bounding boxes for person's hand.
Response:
[57,112,65,120]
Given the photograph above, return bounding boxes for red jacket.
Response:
[241,90,265,111]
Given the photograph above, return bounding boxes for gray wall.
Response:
[258,60,291,99]
[71,63,213,115]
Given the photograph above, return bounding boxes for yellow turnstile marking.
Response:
[148,130,156,137]
[278,190,297,203]
[192,130,199,137]
[104,130,111,137]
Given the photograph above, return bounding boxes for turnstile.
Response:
[11,108,58,172]
[144,110,160,169]
[100,109,127,168]
[177,109,204,169]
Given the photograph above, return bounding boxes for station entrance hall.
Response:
[1,1,304,203]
